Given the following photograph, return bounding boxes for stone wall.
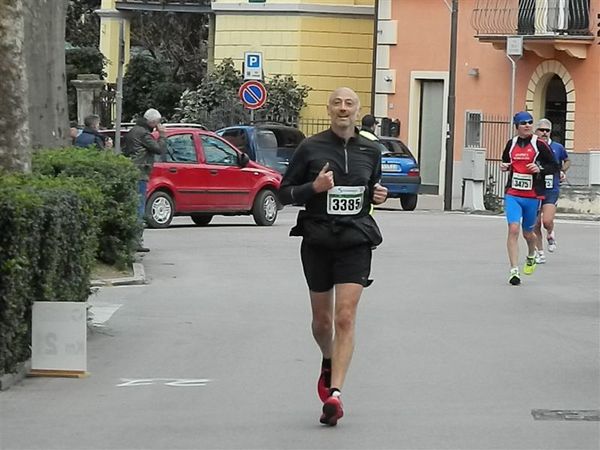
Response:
[557,186,600,216]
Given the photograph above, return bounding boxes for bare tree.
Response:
[0,0,31,172]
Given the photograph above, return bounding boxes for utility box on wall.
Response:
[462,148,486,181]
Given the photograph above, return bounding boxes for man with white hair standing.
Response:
[123,108,167,252]
[533,118,570,262]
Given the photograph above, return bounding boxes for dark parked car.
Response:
[377,137,421,211]
[216,123,306,174]
[101,125,282,227]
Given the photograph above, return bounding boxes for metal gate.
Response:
[465,113,512,201]
[93,84,117,128]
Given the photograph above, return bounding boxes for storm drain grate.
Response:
[531,409,600,421]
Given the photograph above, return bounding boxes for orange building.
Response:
[374,0,599,209]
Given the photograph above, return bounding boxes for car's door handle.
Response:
[210,169,218,175]
[169,168,177,173]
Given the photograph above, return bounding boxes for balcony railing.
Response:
[471,0,591,37]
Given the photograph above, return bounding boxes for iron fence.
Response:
[294,118,331,137]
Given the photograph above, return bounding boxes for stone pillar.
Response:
[71,74,106,126]
[96,1,131,83]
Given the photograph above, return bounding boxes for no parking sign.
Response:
[238,80,267,110]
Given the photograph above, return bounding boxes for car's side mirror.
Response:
[239,152,250,167]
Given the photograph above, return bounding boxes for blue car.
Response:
[217,123,306,175]
[377,137,421,210]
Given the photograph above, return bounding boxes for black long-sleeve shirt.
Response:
[279,128,383,248]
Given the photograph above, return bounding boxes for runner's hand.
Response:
[560,170,566,181]
[313,162,334,193]
[372,183,388,205]
[500,162,511,172]
[526,163,540,173]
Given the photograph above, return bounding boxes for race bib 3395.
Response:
[326,186,365,215]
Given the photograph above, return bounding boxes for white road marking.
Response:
[89,302,122,326]
[116,378,212,387]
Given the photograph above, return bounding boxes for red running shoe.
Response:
[317,368,331,403]
[319,395,344,426]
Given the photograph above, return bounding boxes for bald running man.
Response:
[279,87,388,426]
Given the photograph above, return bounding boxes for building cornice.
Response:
[212,3,374,17]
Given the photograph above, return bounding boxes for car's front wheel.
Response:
[146,191,174,228]
[191,214,213,226]
[400,193,418,211]
[252,189,278,226]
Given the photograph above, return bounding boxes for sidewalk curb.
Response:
[374,206,599,221]
[0,360,31,391]
[91,262,147,287]
[464,209,600,221]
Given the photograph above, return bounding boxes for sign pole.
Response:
[506,36,523,137]
[114,19,125,154]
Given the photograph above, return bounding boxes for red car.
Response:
[109,126,282,228]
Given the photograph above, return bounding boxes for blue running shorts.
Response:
[542,190,559,206]
[504,194,541,232]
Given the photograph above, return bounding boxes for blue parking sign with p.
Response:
[244,52,263,80]
[247,54,260,68]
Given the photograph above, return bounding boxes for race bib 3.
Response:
[327,186,365,215]
[545,174,554,189]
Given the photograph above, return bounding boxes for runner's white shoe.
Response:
[547,237,557,253]
[509,268,521,286]
[535,250,546,264]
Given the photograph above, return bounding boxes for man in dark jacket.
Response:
[74,114,107,149]
[122,108,167,252]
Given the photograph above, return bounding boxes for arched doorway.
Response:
[544,75,567,144]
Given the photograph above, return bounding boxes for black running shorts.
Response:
[300,240,372,292]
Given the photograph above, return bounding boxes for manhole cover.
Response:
[531,409,600,421]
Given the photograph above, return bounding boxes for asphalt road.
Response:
[1,207,598,450]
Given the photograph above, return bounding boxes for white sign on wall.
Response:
[32,302,87,373]
[506,36,523,57]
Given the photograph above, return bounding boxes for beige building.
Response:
[99,0,376,119]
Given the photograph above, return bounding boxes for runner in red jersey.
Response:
[500,111,559,285]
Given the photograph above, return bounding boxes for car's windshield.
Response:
[255,147,295,174]
[254,128,303,174]
[255,130,278,150]
[380,140,413,158]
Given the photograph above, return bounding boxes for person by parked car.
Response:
[122,108,167,252]
[74,114,107,149]
[359,114,379,141]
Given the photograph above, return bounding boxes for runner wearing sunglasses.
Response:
[533,118,570,263]
[500,112,560,285]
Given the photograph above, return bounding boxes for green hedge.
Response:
[0,175,102,375]
[33,147,141,268]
